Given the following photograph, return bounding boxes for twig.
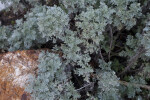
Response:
[76,82,94,92]
[119,80,150,90]
[142,0,150,15]
[73,74,82,87]
[118,47,146,76]
[99,46,105,62]
[76,84,91,91]
[108,25,113,61]
[20,0,31,7]
[127,64,144,74]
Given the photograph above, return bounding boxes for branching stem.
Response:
[108,25,113,61]
[119,80,150,90]
[118,47,146,76]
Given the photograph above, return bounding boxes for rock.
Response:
[0,49,43,100]
[0,2,6,11]
[0,1,12,11]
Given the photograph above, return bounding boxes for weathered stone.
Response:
[0,1,12,11]
[0,49,43,100]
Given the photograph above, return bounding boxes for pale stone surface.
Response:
[0,2,5,10]
[0,48,62,100]
[0,49,42,100]
[0,1,11,11]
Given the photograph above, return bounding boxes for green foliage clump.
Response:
[120,76,147,99]
[0,25,12,50]
[0,0,150,100]
[0,0,42,12]
[141,20,150,56]
[75,2,114,53]
[59,0,97,13]
[36,5,69,41]
[96,70,120,100]
[26,51,80,100]
[110,0,142,30]
[8,5,45,51]
[7,5,69,51]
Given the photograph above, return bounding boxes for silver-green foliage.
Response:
[36,5,69,41]
[119,33,141,58]
[0,25,12,50]
[0,0,41,12]
[120,76,146,98]
[60,2,116,81]
[59,0,97,13]
[96,70,120,100]
[0,0,148,99]
[75,2,114,54]
[25,51,80,100]
[61,2,115,82]
[8,5,46,51]
[109,0,142,30]
[8,5,69,51]
[60,29,93,82]
[141,20,150,56]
